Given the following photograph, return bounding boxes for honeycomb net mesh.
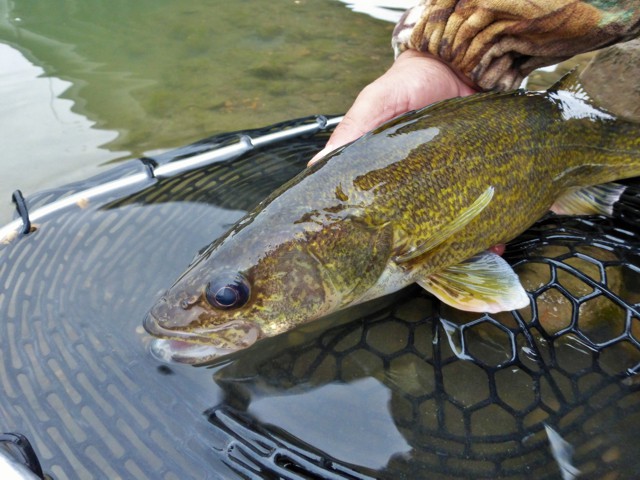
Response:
[205,198,640,476]
[0,115,639,479]
[207,221,640,480]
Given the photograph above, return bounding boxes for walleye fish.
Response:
[144,71,640,362]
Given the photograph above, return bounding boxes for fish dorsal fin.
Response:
[548,68,582,94]
[393,186,494,263]
[551,183,626,216]
[417,251,530,313]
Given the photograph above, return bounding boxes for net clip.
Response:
[11,190,31,235]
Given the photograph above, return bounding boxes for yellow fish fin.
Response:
[417,251,529,313]
[393,186,494,263]
[551,183,626,216]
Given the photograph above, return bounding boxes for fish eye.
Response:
[205,274,250,310]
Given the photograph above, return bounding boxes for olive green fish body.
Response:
[344,91,637,269]
[144,72,640,359]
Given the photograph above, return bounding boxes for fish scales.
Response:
[343,95,639,273]
[144,72,640,362]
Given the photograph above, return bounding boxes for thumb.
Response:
[308,88,392,166]
[308,115,368,165]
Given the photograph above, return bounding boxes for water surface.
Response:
[0,0,394,222]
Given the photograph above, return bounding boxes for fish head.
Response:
[144,232,339,361]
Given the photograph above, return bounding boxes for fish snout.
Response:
[143,308,181,339]
[144,315,265,364]
[143,298,198,340]
[147,296,201,329]
[143,311,163,337]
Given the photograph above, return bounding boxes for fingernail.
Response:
[308,147,330,166]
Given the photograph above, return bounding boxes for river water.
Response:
[0,0,404,223]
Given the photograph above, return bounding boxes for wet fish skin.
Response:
[144,72,640,357]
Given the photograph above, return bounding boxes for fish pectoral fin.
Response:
[417,251,530,313]
[393,186,495,263]
[551,183,626,216]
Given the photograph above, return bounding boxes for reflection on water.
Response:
[0,0,393,223]
[0,44,123,223]
[0,0,393,150]
[250,378,412,470]
[339,0,415,22]
[0,0,392,214]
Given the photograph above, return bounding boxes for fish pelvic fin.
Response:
[551,183,626,216]
[393,186,494,264]
[417,251,530,314]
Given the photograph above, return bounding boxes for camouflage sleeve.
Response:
[392,0,640,90]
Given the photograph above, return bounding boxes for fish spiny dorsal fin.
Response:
[393,186,494,263]
[545,67,613,119]
[548,68,582,94]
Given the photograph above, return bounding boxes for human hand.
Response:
[309,50,476,165]
[393,0,640,92]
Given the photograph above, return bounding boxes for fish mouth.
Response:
[143,313,264,364]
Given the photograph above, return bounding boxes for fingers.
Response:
[489,244,506,256]
[396,0,634,90]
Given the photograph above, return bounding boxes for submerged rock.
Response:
[581,39,640,123]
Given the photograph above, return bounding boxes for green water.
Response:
[0,0,393,222]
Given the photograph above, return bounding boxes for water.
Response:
[0,0,394,223]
